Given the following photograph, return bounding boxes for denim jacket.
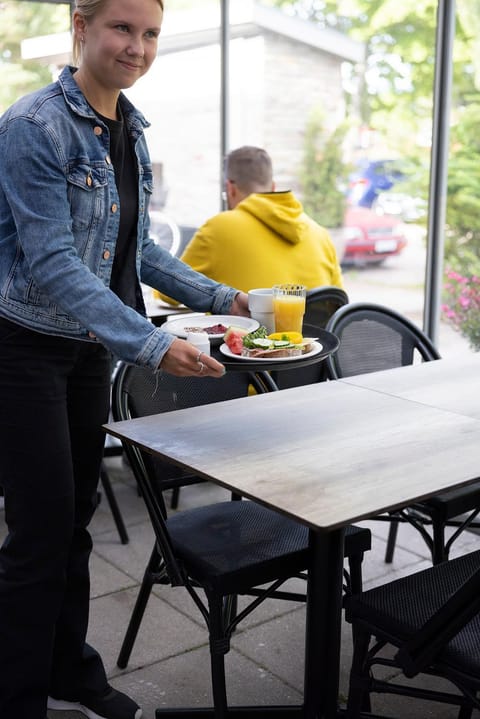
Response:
[0,66,238,369]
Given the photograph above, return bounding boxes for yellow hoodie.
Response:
[158,191,344,303]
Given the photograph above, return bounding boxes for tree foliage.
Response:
[0,1,70,112]
[267,0,480,265]
[267,0,477,130]
[300,111,350,228]
[445,104,480,268]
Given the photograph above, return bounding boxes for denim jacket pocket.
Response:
[140,168,153,212]
[66,161,109,260]
[67,162,108,229]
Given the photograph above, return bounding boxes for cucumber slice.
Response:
[252,338,274,348]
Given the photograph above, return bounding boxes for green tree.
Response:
[456,0,480,91]
[445,103,480,270]
[267,0,476,133]
[267,0,480,259]
[0,1,70,112]
[300,111,350,228]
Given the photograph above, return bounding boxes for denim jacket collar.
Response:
[59,65,151,141]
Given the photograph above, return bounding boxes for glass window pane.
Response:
[7,0,478,357]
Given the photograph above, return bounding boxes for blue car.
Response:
[347,159,407,208]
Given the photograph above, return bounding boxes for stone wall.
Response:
[260,31,346,196]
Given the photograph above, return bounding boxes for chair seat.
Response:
[169,501,371,594]
[346,549,480,679]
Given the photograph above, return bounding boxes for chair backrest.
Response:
[113,362,271,419]
[149,210,181,256]
[396,561,480,677]
[272,286,349,390]
[111,362,274,583]
[303,286,349,333]
[324,302,440,380]
[112,364,272,493]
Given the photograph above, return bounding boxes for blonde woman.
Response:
[0,0,248,717]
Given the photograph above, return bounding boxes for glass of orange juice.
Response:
[272,284,306,333]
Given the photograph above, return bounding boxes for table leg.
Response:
[304,527,346,719]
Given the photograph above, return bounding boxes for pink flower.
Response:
[446,269,462,280]
[442,268,480,350]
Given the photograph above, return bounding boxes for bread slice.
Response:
[241,346,304,359]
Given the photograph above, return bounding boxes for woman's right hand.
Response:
[159,337,226,378]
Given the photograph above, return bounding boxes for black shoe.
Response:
[48,687,142,719]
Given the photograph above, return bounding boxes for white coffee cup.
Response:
[248,288,275,334]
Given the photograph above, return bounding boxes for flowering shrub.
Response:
[442,269,480,351]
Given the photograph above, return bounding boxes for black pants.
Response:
[0,317,112,718]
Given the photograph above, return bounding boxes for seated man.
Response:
[159,146,344,303]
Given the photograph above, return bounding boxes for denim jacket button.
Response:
[86,175,92,187]
[93,126,103,136]
[111,203,118,213]
[88,331,97,339]
[103,250,111,260]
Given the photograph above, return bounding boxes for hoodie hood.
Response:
[236,191,307,245]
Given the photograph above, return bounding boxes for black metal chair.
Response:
[99,438,130,544]
[109,363,275,516]
[324,302,480,565]
[272,285,349,389]
[345,549,480,718]
[110,361,371,718]
[304,285,349,330]
[95,359,132,544]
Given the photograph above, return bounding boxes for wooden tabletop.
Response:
[339,354,480,420]
[104,362,480,531]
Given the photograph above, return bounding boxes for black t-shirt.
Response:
[100,109,143,311]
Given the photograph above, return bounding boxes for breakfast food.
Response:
[225,326,315,358]
[268,331,304,344]
[224,325,250,355]
[244,344,304,359]
[184,323,228,335]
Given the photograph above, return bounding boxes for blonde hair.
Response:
[72,0,164,66]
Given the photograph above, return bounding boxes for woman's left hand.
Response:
[159,338,226,377]
[230,292,249,317]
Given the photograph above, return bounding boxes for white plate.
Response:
[219,341,323,362]
[162,315,259,342]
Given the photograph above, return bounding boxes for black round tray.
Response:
[212,327,339,373]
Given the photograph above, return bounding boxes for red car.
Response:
[339,206,408,266]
